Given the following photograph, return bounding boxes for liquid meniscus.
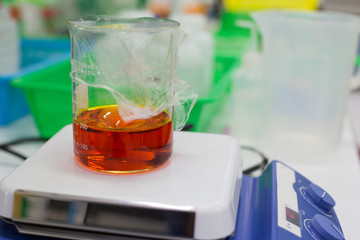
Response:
[73,105,173,173]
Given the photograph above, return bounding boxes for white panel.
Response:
[276,162,301,237]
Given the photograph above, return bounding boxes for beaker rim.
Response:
[67,16,180,31]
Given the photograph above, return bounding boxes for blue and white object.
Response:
[231,161,344,240]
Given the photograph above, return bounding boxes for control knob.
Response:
[306,183,336,212]
[310,214,344,240]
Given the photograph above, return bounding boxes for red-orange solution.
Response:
[73,105,173,173]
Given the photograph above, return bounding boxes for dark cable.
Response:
[181,124,194,131]
[241,145,269,175]
[0,146,28,160]
[0,137,48,146]
[0,137,48,161]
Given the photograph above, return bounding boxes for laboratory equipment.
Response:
[67,17,197,173]
[0,6,19,75]
[0,125,242,240]
[0,125,345,240]
[18,2,46,36]
[174,13,214,98]
[231,160,344,240]
[250,10,360,162]
[230,19,264,147]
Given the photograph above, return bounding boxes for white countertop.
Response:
[0,111,360,239]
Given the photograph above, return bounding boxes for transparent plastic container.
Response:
[0,6,19,74]
[174,14,214,97]
[251,10,360,161]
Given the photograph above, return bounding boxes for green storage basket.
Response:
[12,59,72,138]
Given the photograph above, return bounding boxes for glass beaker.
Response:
[67,17,194,173]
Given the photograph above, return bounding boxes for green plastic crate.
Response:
[12,59,72,138]
[214,12,253,62]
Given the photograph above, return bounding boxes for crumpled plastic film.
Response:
[70,19,197,130]
[174,78,198,131]
[69,19,197,129]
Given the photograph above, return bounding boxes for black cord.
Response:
[0,146,28,160]
[241,145,269,175]
[0,137,48,160]
[181,124,194,131]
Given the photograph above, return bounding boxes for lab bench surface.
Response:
[0,109,360,239]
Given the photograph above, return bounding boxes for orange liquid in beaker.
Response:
[73,105,173,173]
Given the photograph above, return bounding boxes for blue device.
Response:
[230,160,345,240]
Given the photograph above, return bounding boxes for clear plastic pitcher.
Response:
[67,17,197,173]
[250,10,360,161]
